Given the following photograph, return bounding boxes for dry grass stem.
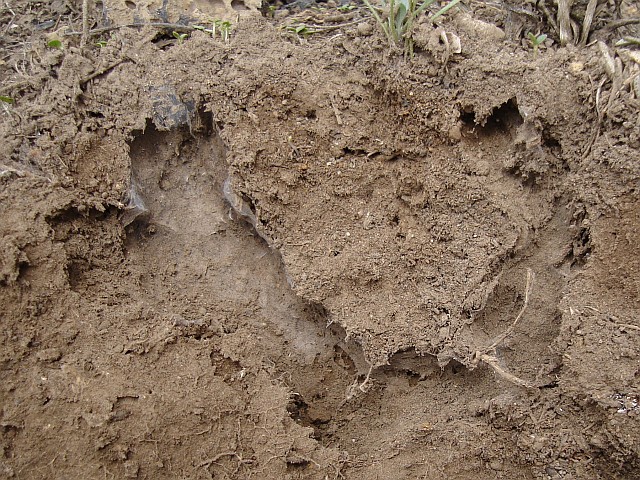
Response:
[557,0,573,46]
[81,0,89,47]
[579,0,598,46]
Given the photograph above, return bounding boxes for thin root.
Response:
[345,366,374,401]
[474,353,534,388]
[472,268,536,389]
[486,268,534,352]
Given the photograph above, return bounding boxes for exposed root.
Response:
[345,366,374,401]
[486,268,534,352]
[471,269,536,389]
[474,352,534,389]
[358,366,374,393]
[197,451,240,468]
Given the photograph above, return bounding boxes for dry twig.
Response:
[64,22,201,37]
[197,451,241,468]
[603,17,640,32]
[330,94,343,126]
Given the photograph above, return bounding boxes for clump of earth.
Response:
[1,0,639,478]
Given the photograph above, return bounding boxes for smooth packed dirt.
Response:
[1,0,639,478]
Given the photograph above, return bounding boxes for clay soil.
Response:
[1,0,640,478]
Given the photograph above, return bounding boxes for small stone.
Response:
[448,124,462,142]
[124,460,139,478]
[569,62,584,74]
[36,348,62,363]
[545,467,559,477]
[473,160,490,176]
[357,22,373,36]
[532,436,547,452]
[0,462,15,477]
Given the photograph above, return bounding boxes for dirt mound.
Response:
[1,2,639,479]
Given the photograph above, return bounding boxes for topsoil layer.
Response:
[1,1,639,479]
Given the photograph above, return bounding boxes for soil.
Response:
[1,0,640,478]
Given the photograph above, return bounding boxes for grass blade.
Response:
[430,0,461,22]
[412,0,436,18]
[389,0,397,43]
[395,3,408,38]
[362,0,393,44]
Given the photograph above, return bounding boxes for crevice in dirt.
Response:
[121,114,371,437]
[457,202,577,387]
[117,113,520,459]
[568,225,592,271]
[210,350,246,384]
[460,97,523,141]
[47,207,126,294]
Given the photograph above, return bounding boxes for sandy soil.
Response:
[1,0,639,478]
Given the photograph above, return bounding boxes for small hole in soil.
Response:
[460,98,523,140]
[125,0,136,9]
[486,98,522,132]
[67,261,87,290]
[286,393,309,422]
[445,359,465,375]
[286,460,310,471]
[231,0,249,10]
[570,227,592,268]
[151,33,174,45]
[342,147,356,155]
[543,134,560,149]
[407,371,421,387]
[197,108,214,135]
[460,110,475,125]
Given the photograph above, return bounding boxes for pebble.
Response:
[568,62,584,74]
[448,124,462,142]
[357,22,373,36]
[36,348,62,363]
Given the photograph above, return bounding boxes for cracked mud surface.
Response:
[1,2,640,479]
